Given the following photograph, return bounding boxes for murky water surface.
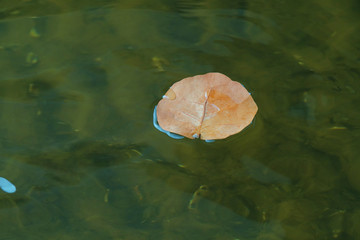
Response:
[0,0,359,239]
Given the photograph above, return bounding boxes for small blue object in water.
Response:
[0,177,16,193]
[153,105,214,142]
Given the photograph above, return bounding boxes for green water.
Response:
[0,0,359,239]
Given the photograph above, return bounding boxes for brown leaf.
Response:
[156,73,258,140]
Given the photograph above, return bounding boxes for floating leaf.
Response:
[154,73,258,140]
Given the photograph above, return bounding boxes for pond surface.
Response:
[0,0,359,239]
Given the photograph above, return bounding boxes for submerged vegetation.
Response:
[0,0,359,239]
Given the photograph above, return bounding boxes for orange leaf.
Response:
[156,73,258,140]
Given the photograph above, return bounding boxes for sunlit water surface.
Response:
[0,0,359,239]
